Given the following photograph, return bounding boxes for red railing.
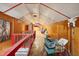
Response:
[1,31,35,56]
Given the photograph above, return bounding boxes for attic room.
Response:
[0,3,79,56]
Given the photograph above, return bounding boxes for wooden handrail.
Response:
[1,31,35,56]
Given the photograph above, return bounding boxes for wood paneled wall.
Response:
[0,11,27,34]
[71,17,79,55]
[45,20,71,52]
[45,20,68,39]
[14,20,25,33]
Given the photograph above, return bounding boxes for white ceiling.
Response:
[45,3,79,18]
[0,3,17,12]
[0,3,79,25]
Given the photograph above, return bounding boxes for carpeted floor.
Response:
[29,30,46,56]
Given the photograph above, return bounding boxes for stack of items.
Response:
[44,38,57,56]
[44,36,69,56]
[15,48,29,56]
[55,38,69,56]
[56,38,68,52]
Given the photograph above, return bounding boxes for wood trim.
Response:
[69,23,73,55]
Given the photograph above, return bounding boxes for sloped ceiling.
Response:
[45,3,79,18]
[0,3,17,12]
[0,3,79,25]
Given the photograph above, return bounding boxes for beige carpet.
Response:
[30,30,46,56]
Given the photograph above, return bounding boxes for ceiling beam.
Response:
[40,3,71,19]
[3,3,22,13]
